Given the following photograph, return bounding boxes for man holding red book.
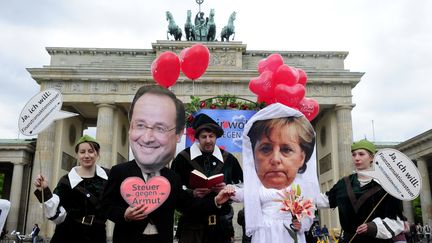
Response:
[171,113,243,243]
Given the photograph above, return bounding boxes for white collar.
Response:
[190,143,224,163]
[68,165,108,188]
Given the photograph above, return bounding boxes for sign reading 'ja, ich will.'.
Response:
[18,89,77,136]
[359,148,422,201]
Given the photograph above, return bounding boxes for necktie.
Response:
[146,172,154,182]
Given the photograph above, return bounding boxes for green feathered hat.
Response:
[351,139,376,154]
[74,135,100,152]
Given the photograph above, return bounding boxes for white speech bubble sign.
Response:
[18,89,78,136]
[358,148,422,201]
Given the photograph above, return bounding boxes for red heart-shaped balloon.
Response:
[274,83,305,108]
[257,53,284,74]
[257,95,276,105]
[179,47,190,61]
[273,64,299,86]
[120,176,171,214]
[180,44,210,80]
[297,68,308,86]
[249,71,274,98]
[151,51,180,88]
[186,127,196,143]
[298,98,319,121]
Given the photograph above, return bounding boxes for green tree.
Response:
[413,196,422,223]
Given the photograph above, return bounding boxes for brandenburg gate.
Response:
[25,40,363,236]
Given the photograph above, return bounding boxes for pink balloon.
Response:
[249,71,274,98]
[258,53,284,74]
[273,64,299,86]
[180,44,210,80]
[151,51,180,88]
[297,68,308,86]
[120,176,171,214]
[274,83,305,108]
[298,97,319,121]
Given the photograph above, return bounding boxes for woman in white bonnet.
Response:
[232,103,319,243]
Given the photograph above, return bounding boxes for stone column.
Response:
[417,157,432,224]
[6,162,24,231]
[335,104,355,176]
[26,124,57,234]
[96,104,116,168]
[95,104,116,242]
[403,200,414,223]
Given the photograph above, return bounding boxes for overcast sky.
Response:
[1,0,431,143]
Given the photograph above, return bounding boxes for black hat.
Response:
[192,114,224,138]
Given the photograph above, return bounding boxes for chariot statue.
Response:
[166,0,236,42]
[185,8,215,41]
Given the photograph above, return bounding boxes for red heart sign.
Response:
[298,98,319,121]
[120,176,171,214]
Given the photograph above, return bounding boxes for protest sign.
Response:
[358,148,422,201]
[120,176,171,214]
[18,89,77,136]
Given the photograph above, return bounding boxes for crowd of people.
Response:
[29,84,428,243]
[408,222,431,243]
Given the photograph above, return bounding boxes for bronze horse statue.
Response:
[221,11,236,42]
[206,9,216,41]
[166,11,182,41]
[184,10,195,41]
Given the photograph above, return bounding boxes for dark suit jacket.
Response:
[32,226,40,236]
[101,160,222,243]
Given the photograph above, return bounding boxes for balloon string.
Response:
[192,79,195,96]
[348,192,388,243]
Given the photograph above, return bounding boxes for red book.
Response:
[189,169,224,189]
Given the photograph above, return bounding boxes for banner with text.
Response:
[186,109,257,153]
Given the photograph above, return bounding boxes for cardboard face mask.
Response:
[120,176,171,213]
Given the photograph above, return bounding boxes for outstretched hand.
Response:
[215,185,236,205]
[211,182,226,194]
